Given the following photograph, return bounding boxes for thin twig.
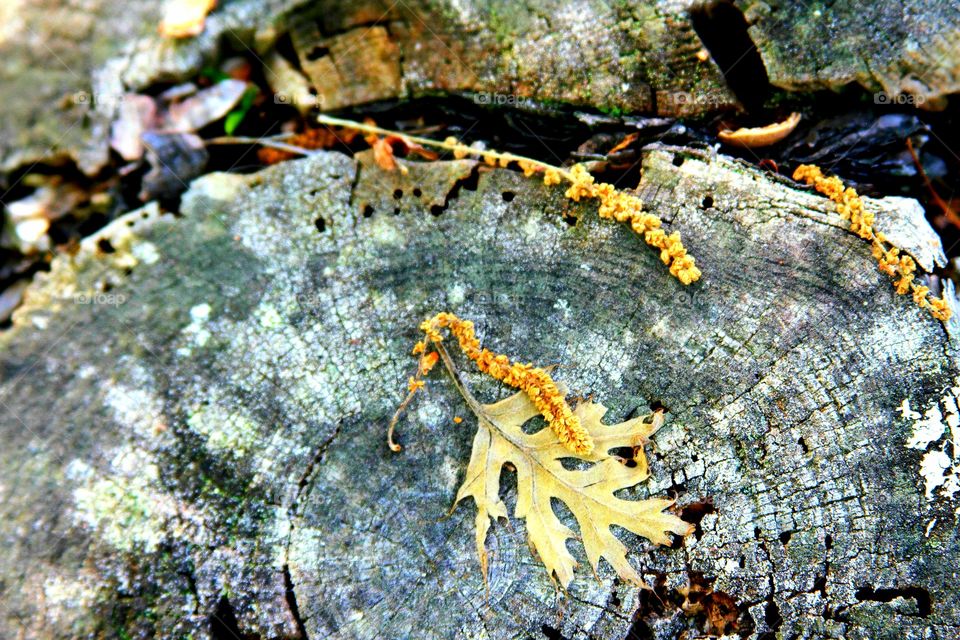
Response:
[205,135,318,157]
[906,137,960,228]
[316,113,574,181]
[387,387,417,452]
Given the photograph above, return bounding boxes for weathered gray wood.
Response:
[740,0,960,106]
[1,145,958,639]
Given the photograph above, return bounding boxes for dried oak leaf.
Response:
[363,132,437,172]
[454,387,693,588]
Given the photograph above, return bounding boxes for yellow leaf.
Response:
[453,386,693,589]
[159,0,217,39]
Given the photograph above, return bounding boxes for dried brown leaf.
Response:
[163,80,248,133]
[110,95,158,161]
[385,135,440,161]
[608,132,639,155]
[370,137,398,172]
[453,382,692,589]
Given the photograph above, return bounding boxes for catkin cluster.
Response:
[318,115,701,286]
[412,312,594,455]
[441,137,700,285]
[793,164,950,322]
[564,165,701,285]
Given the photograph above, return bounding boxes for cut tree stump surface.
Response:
[1,146,958,639]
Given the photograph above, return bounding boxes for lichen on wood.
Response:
[1,142,958,638]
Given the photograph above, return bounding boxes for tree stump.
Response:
[1,146,957,639]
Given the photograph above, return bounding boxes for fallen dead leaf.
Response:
[451,373,692,589]
[608,132,639,155]
[369,136,399,172]
[718,112,801,149]
[385,134,440,161]
[257,126,359,164]
[140,132,209,201]
[0,279,28,324]
[2,183,86,253]
[678,572,743,635]
[110,95,158,162]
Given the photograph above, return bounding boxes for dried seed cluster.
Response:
[793,164,951,322]
[440,138,701,285]
[411,312,594,455]
[564,165,701,285]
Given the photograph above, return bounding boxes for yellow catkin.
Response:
[416,312,594,455]
[793,164,951,322]
[518,159,539,177]
[318,117,701,286]
[561,164,701,285]
[543,168,562,186]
